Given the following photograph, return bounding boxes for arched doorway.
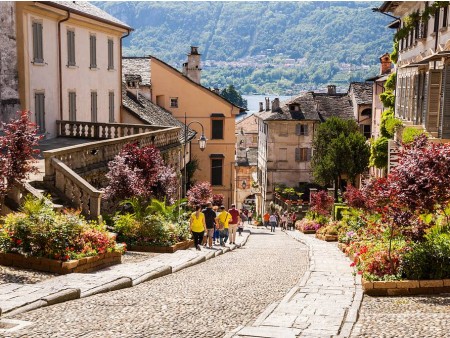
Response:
[242,194,256,210]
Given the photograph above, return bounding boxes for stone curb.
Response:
[0,230,252,318]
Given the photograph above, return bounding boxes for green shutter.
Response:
[109,92,115,122]
[91,92,97,122]
[90,35,96,68]
[108,39,114,69]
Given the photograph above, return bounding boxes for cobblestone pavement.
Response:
[232,231,361,338]
[0,266,56,285]
[352,294,450,338]
[4,228,308,337]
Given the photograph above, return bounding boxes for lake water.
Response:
[239,95,292,119]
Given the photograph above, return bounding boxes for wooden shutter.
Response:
[441,65,450,138]
[427,70,442,133]
[295,124,301,135]
[35,93,45,132]
[90,35,96,68]
[91,92,97,122]
[67,30,75,66]
[109,92,115,122]
[307,148,312,161]
[295,148,300,162]
[32,22,43,63]
[303,125,309,135]
[422,73,429,125]
[108,39,114,69]
[69,92,76,121]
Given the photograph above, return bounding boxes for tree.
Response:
[220,84,248,108]
[186,181,212,207]
[103,143,177,204]
[0,111,42,199]
[311,117,370,192]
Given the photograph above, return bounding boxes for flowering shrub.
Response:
[343,184,366,209]
[0,197,123,261]
[212,194,224,207]
[186,181,213,207]
[310,190,334,216]
[0,111,42,199]
[317,222,339,236]
[296,218,322,232]
[103,143,177,208]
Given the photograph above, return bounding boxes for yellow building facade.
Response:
[149,53,242,205]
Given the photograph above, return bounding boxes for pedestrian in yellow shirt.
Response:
[215,205,231,246]
[190,205,206,251]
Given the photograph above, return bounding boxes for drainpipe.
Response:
[120,30,131,122]
[58,11,70,121]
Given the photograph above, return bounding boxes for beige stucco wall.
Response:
[16,2,126,138]
[150,58,240,205]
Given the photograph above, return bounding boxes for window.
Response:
[279,148,287,161]
[32,21,43,63]
[108,39,114,70]
[361,125,371,139]
[211,158,223,186]
[69,91,76,121]
[89,34,97,68]
[280,123,288,136]
[67,30,75,66]
[443,6,448,28]
[211,119,224,139]
[295,148,311,162]
[295,124,309,136]
[170,97,178,108]
[91,91,97,122]
[109,91,115,123]
[34,92,45,132]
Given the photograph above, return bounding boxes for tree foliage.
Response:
[0,111,42,199]
[220,85,247,108]
[103,143,177,205]
[312,117,370,188]
[186,181,213,207]
[310,190,334,216]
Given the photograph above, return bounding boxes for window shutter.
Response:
[91,92,97,122]
[307,148,312,161]
[295,148,300,162]
[108,39,114,69]
[32,22,38,62]
[441,65,450,138]
[427,70,442,133]
[422,73,429,125]
[90,35,96,68]
[295,124,301,135]
[67,30,76,66]
[412,74,419,124]
[109,92,115,122]
[304,125,309,136]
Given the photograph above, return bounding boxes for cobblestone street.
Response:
[4,229,309,337]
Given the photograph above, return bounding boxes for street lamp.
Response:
[184,112,207,197]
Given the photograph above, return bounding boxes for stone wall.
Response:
[0,2,21,123]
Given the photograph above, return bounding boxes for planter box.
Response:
[299,229,316,234]
[316,233,338,242]
[362,277,450,296]
[129,240,194,253]
[0,251,122,274]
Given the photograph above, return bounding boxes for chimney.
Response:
[182,46,202,84]
[271,98,280,112]
[265,97,270,111]
[380,53,392,75]
[259,102,264,112]
[327,85,336,95]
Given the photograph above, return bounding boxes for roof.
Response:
[122,88,196,144]
[378,1,402,14]
[236,114,259,134]
[150,55,246,113]
[122,57,151,86]
[348,82,373,105]
[257,91,354,122]
[42,1,132,30]
[236,147,258,166]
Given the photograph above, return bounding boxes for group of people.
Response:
[189,203,247,251]
[263,210,296,232]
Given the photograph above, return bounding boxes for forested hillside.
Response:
[96,1,394,95]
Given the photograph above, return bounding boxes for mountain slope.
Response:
[96,1,394,94]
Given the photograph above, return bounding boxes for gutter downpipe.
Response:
[120,30,131,122]
[58,11,70,121]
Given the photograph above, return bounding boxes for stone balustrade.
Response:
[44,123,182,218]
[56,120,169,139]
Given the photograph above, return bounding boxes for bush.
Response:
[0,196,122,261]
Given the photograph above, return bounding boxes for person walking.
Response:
[227,204,240,245]
[202,202,217,249]
[238,209,247,236]
[281,212,287,231]
[216,205,231,246]
[190,205,206,250]
[286,212,294,231]
[212,206,220,245]
[248,210,253,225]
[263,211,270,229]
[269,213,277,232]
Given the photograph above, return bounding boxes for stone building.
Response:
[235,114,259,210]
[379,1,450,139]
[255,84,371,214]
